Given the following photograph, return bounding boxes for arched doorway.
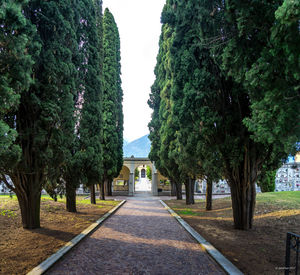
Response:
[112,157,171,196]
[112,165,130,195]
[135,165,151,192]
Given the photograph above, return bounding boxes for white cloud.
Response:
[103,0,165,141]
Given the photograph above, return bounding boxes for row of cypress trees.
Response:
[0,0,123,229]
[148,0,299,230]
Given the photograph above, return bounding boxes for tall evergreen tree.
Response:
[219,0,298,226]
[148,2,183,201]
[162,0,223,208]
[58,0,105,210]
[1,0,78,228]
[166,0,293,229]
[59,0,82,213]
[60,0,104,212]
[101,9,123,199]
[77,0,104,204]
[114,14,124,193]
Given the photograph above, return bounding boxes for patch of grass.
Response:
[0,195,18,200]
[40,196,119,209]
[176,209,203,216]
[75,198,119,207]
[0,209,16,218]
[167,191,300,217]
[256,191,300,208]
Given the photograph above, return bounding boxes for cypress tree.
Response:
[114,14,124,194]
[101,9,123,199]
[40,0,81,213]
[163,0,223,208]
[78,0,103,204]
[61,0,104,212]
[1,0,78,228]
[60,0,82,212]
[149,1,183,200]
[166,0,293,229]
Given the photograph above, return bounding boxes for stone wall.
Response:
[275,163,300,192]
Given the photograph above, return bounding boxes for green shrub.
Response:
[258,170,276,192]
[146,166,152,180]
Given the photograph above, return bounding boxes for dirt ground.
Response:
[166,194,300,275]
[0,196,119,275]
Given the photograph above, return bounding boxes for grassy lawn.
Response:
[165,191,300,275]
[256,191,300,208]
[0,195,120,274]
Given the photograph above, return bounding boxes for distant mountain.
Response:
[123,134,151,158]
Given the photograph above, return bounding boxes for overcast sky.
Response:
[103,0,165,142]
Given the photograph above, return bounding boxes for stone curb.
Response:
[27,200,126,275]
[159,200,244,275]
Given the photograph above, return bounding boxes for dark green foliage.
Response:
[78,0,104,200]
[150,0,298,229]
[224,0,299,152]
[114,11,123,179]
[148,1,183,201]
[242,0,299,149]
[0,0,35,170]
[0,0,124,224]
[58,0,104,210]
[135,168,139,179]
[165,0,224,205]
[102,9,119,180]
[0,0,79,228]
[258,169,276,193]
[166,0,264,228]
[101,9,123,197]
[148,1,184,203]
[57,0,83,212]
[146,166,152,180]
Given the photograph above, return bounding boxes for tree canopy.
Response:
[0,0,123,228]
[101,8,123,199]
[149,0,299,229]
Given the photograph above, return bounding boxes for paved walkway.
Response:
[47,194,224,275]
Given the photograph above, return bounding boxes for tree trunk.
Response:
[206,178,212,211]
[99,181,105,200]
[104,179,108,196]
[107,180,112,196]
[230,179,256,230]
[9,172,44,229]
[171,180,176,196]
[90,184,96,204]
[66,181,76,212]
[175,181,182,200]
[104,179,112,196]
[16,190,41,229]
[226,142,258,230]
[185,178,194,205]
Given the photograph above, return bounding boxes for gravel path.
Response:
[47,195,224,275]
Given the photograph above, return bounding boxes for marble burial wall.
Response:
[195,162,300,194]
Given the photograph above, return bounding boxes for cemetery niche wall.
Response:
[1,156,299,196]
[275,163,300,192]
[195,161,300,194]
